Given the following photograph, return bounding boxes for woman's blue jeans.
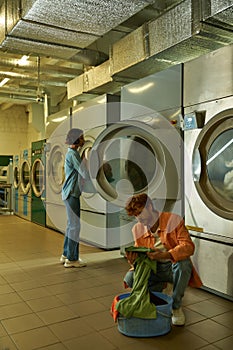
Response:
[63,195,80,261]
[124,258,192,309]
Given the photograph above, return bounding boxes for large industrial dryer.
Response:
[183,45,233,300]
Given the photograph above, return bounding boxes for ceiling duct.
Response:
[68,0,233,99]
[112,0,233,80]
[0,92,40,102]
[0,0,151,63]
[67,24,148,98]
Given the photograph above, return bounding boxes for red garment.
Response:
[132,212,202,288]
[111,295,120,322]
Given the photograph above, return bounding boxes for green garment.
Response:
[116,252,157,319]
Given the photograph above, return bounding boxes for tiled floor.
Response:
[0,215,232,350]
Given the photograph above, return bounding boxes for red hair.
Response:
[125,193,153,216]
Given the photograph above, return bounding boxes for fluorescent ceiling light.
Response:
[97,97,107,104]
[128,82,154,93]
[51,116,68,122]
[0,78,10,87]
[18,55,29,66]
[0,71,23,78]
[75,106,84,111]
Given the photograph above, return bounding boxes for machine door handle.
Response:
[192,148,201,182]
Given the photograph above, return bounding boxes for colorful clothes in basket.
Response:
[111,253,157,321]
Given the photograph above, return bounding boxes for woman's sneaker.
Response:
[60,255,66,264]
[64,258,87,268]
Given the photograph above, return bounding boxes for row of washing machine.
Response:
[45,94,123,249]
[13,140,46,227]
[12,64,187,252]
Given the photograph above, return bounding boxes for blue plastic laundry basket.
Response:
[117,291,172,337]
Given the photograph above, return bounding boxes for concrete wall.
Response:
[0,105,42,157]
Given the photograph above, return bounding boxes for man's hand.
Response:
[147,249,171,261]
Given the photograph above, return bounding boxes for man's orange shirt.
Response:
[131,212,202,288]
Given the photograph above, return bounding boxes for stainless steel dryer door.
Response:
[78,126,106,213]
[193,108,233,220]
[89,118,182,207]
[47,144,65,195]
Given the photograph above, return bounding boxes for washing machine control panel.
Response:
[183,111,206,130]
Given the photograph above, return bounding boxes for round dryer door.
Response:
[89,117,181,207]
[13,166,20,189]
[193,108,233,220]
[31,158,45,197]
[20,160,31,194]
[78,126,105,201]
[47,144,65,194]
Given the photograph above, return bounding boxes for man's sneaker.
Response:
[172,307,185,326]
[60,255,66,264]
[64,258,87,268]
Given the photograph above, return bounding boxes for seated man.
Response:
[124,193,202,326]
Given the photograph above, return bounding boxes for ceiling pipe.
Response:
[0,92,42,102]
[0,71,67,86]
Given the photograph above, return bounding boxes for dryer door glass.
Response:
[207,129,233,202]
[32,159,44,197]
[13,166,20,188]
[125,136,156,192]
[48,147,64,194]
[21,161,30,194]
[94,131,164,205]
[193,111,233,220]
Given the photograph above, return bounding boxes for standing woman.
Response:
[60,128,88,268]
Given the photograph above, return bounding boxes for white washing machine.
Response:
[183,45,233,299]
[31,139,47,226]
[18,149,31,221]
[72,94,121,249]
[90,114,183,253]
[45,94,121,249]
[45,114,70,233]
[13,154,20,215]
[116,64,183,252]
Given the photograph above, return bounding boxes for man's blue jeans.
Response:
[124,258,192,309]
[63,195,80,261]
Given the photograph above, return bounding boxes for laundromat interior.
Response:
[0,1,232,349]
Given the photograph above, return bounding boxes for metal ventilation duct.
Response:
[0,0,151,63]
[68,0,233,98]
[113,0,233,80]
